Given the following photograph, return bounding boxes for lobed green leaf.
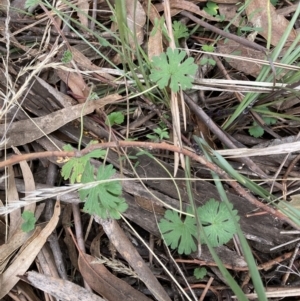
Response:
[197,199,239,247]
[159,208,197,255]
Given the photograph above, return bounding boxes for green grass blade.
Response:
[212,174,268,301]
[193,136,274,200]
[199,144,268,300]
[184,161,249,300]
[223,3,300,129]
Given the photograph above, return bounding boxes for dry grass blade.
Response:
[1,0,300,300]
[0,201,60,299]
[0,94,123,150]
[21,271,106,301]
[217,140,300,158]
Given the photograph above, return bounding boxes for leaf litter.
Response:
[0,0,300,300]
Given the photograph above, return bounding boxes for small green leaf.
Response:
[61,157,86,183]
[61,50,72,63]
[98,37,109,46]
[89,92,99,100]
[197,198,239,247]
[207,58,216,66]
[263,116,277,125]
[159,207,197,255]
[249,122,264,138]
[173,21,189,40]
[61,148,106,184]
[105,112,124,126]
[194,267,207,279]
[150,47,197,93]
[87,149,107,159]
[63,144,73,151]
[146,134,159,142]
[173,21,189,46]
[216,14,226,22]
[21,211,36,232]
[24,0,39,9]
[204,1,218,16]
[80,163,128,219]
[202,45,214,52]
[248,108,276,138]
[200,58,209,65]
[153,127,169,140]
[200,57,216,66]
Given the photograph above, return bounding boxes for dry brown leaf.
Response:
[78,253,151,301]
[155,0,219,21]
[219,3,245,27]
[192,113,215,149]
[1,147,38,273]
[125,0,146,47]
[135,195,165,215]
[111,0,146,50]
[0,201,60,299]
[0,228,38,273]
[217,40,265,77]
[0,94,123,150]
[71,47,117,82]
[34,76,76,108]
[245,0,297,46]
[21,271,105,301]
[55,68,89,102]
[96,218,172,301]
[90,231,103,258]
[143,3,163,59]
[7,165,21,237]
[77,0,89,28]
[62,205,79,271]
[55,46,100,103]
[12,147,36,213]
[15,281,41,301]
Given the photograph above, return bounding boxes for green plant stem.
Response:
[185,156,202,255]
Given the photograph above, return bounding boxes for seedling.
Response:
[202,45,214,52]
[172,21,189,47]
[21,211,36,232]
[204,1,218,16]
[200,44,216,67]
[194,267,207,280]
[105,111,125,126]
[146,127,169,142]
[61,142,127,220]
[237,25,263,36]
[200,57,216,67]
[151,19,189,47]
[61,50,72,63]
[203,1,225,21]
[249,108,277,138]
